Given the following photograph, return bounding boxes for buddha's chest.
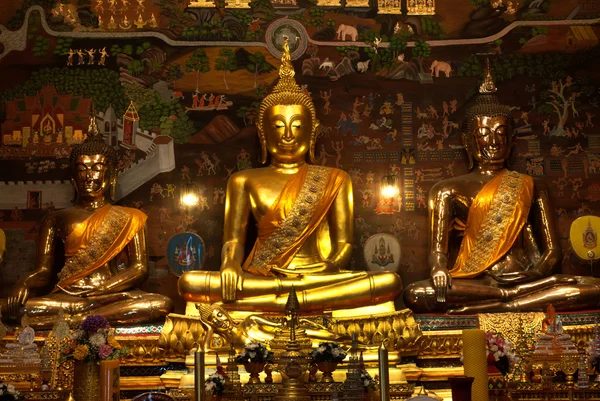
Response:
[245,174,298,219]
[56,209,94,242]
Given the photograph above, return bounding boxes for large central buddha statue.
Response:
[0,116,173,329]
[178,37,402,314]
[403,62,600,314]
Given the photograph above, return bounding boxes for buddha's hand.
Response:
[221,262,244,303]
[490,270,544,285]
[431,266,451,303]
[7,285,29,320]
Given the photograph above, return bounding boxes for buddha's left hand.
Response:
[298,260,334,272]
[490,271,542,285]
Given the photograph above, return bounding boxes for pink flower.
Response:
[98,344,113,359]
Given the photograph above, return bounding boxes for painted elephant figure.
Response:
[336,24,358,41]
[430,60,452,77]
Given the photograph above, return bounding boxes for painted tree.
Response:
[185,49,210,93]
[215,48,238,90]
[411,39,431,73]
[246,51,274,88]
[545,78,579,137]
[128,60,145,76]
[166,64,184,83]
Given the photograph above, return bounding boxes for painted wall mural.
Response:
[1,0,600,312]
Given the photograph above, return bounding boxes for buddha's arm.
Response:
[491,183,562,284]
[8,214,56,318]
[428,182,453,301]
[528,185,562,275]
[86,228,149,296]
[221,173,250,302]
[324,172,353,270]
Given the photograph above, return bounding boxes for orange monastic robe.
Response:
[449,170,534,279]
[55,204,147,290]
[243,164,346,276]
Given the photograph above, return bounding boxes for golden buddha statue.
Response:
[1,113,173,329]
[403,61,577,314]
[178,36,402,315]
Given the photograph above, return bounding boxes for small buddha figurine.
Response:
[404,60,576,313]
[0,111,173,329]
[178,36,401,314]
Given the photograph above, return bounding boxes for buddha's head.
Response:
[462,59,513,169]
[197,303,233,332]
[256,36,319,165]
[69,108,117,202]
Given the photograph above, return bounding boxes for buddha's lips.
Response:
[278,142,297,150]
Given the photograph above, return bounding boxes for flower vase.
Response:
[244,363,265,384]
[487,361,505,391]
[73,361,101,401]
[316,361,338,382]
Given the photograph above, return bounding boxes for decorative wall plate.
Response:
[166,232,206,276]
[570,215,600,261]
[363,233,401,273]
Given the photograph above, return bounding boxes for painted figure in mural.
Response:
[404,61,600,314]
[178,36,402,314]
[0,113,173,329]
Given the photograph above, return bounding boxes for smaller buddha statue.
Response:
[0,112,173,329]
[0,316,41,372]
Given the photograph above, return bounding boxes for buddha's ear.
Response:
[108,171,117,203]
[70,178,77,204]
[309,120,320,164]
[461,132,474,170]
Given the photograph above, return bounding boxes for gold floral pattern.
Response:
[462,171,525,274]
[249,165,331,272]
[57,207,130,283]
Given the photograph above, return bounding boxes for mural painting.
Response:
[1,0,599,312]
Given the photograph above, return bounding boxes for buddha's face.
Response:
[208,307,232,331]
[72,154,110,198]
[469,115,511,165]
[263,105,312,163]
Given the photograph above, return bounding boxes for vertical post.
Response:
[378,341,389,401]
[195,349,205,401]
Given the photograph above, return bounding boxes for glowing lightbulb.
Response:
[381,185,399,198]
[181,193,199,206]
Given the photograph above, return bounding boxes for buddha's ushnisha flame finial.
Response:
[272,35,303,95]
[479,58,497,95]
[87,104,101,140]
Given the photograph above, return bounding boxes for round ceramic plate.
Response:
[570,215,600,261]
[166,232,206,276]
[363,233,401,273]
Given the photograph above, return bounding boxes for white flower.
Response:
[89,333,106,347]
[205,381,216,392]
[332,348,341,357]
[72,329,85,340]
[490,344,498,352]
[364,379,371,387]
[7,385,15,393]
[248,343,258,350]
[318,346,326,353]
[248,351,257,360]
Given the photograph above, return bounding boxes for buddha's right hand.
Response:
[221,263,244,303]
[7,285,28,321]
[432,266,451,303]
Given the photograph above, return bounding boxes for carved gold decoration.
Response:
[416,331,463,359]
[117,334,166,365]
[159,310,422,361]
[478,312,545,348]
[328,309,422,356]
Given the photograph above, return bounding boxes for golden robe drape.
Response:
[243,164,346,276]
[55,204,147,289]
[450,170,534,278]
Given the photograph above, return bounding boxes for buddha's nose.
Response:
[282,127,294,142]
